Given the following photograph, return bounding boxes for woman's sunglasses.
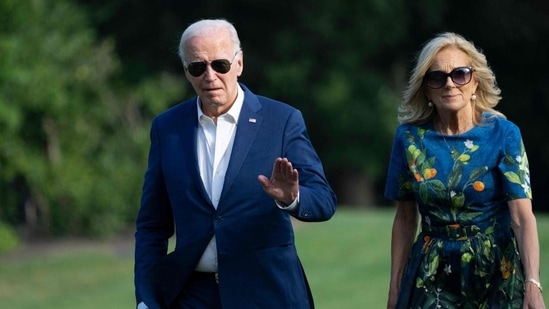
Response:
[424,67,474,89]
[185,52,239,77]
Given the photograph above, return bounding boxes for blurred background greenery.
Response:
[2,0,548,242]
[1,1,548,304]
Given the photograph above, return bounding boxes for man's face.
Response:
[183,32,243,117]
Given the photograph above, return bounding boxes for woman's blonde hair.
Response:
[399,32,503,125]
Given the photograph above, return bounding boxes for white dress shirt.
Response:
[194,86,244,272]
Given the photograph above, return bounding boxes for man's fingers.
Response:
[274,157,295,177]
[257,175,270,187]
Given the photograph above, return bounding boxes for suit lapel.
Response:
[219,91,263,204]
[177,101,213,207]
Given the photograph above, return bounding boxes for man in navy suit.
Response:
[134,18,337,309]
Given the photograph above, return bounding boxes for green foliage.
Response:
[259,1,408,179]
[66,0,549,209]
[0,0,184,236]
[0,222,18,253]
[2,0,549,235]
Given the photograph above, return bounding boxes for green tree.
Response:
[239,0,409,206]
[72,0,410,207]
[0,0,184,237]
[44,0,549,211]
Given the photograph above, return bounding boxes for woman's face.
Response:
[424,47,478,114]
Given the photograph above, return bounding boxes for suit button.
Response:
[215,216,223,222]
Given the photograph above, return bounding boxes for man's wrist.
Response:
[276,191,300,210]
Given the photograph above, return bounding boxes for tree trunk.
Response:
[331,168,376,208]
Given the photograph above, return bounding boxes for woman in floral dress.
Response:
[385,32,545,308]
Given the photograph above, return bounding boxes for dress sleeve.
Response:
[384,125,415,201]
[498,123,532,200]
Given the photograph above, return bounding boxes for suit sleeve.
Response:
[134,118,175,305]
[283,109,337,222]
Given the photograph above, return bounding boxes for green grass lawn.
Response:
[295,208,395,308]
[0,209,547,308]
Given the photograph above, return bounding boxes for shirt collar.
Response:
[196,85,244,123]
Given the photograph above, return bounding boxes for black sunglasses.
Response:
[424,66,474,89]
[185,52,239,77]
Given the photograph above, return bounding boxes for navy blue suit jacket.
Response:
[134,84,337,308]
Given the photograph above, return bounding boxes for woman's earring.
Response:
[471,94,477,101]
[428,101,433,107]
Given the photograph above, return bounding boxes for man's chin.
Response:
[200,97,227,111]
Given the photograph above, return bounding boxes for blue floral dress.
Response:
[385,113,531,308]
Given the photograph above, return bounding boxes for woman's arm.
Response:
[508,198,545,309]
[387,200,419,309]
